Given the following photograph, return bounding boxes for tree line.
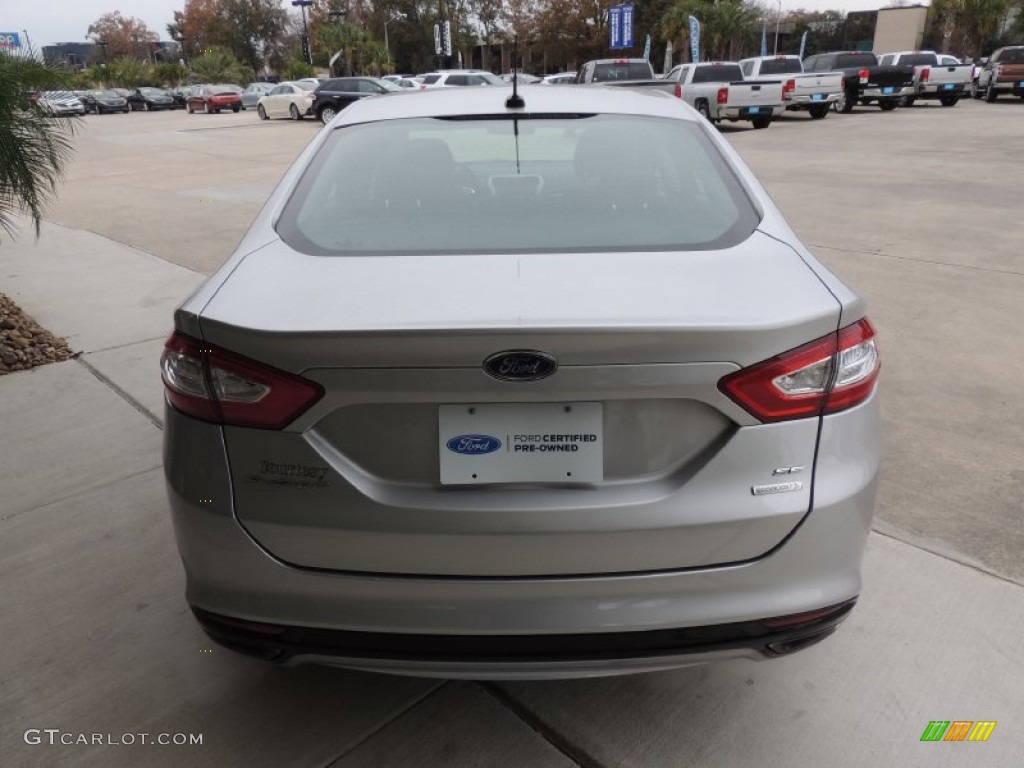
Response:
[70,0,1024,88]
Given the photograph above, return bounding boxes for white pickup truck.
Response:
[662,62,784,129]
[876,51,972,106]
[738,55,844,119]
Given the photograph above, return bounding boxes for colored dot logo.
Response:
[200,649,213,653]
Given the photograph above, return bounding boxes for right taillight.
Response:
[718,318,880,423]
[674,83,682,98]
[161,331,323,430]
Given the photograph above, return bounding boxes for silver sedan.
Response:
[162,85,880,679]
[240,81,275,109]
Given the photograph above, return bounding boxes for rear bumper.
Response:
[193,599,856,679]
[861,86,914,99]
[917,83,966,95]
[718,105,781,120]
[164,391,878,677]
[785,93,841,108]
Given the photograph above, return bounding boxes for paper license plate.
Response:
[748,106,760,114]
[811,93,824,101]
[883,86,894,94]
[439,403,603,485]
[944,84,954,90]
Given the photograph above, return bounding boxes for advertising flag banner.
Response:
[760,23,767,57]
[622,4,634,48]
[688,16,700,63]
[609,5,622,49]
[799,30,809,60]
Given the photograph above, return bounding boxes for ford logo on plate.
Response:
[446,434,502,455]
[483,351,557,382]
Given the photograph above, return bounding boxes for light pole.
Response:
[171,32,185,66]
[292,0,314,65]
[773,0,781,56]
[384,13,406,64]
[329,9,350,75]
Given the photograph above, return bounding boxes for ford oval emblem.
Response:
[483,351,557,382]
[446,434,502,455]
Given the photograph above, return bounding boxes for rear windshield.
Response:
[897,53,937,66]
[835,53,878,68]
[421,75,441,84]
[757,59,803,75]
[693,65,743,83]
[276,115,759,255]
[592,62,654,81]
[1000,48,1024,64]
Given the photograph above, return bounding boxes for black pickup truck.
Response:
[802,51,915,113]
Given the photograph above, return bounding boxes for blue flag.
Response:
[760,23,767,57]
[688,16,700,63]
[609,5,622,49]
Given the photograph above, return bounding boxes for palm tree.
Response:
[662,0,760,62]
[361,40,393,76]
[189,48,249,84]
[0,47,79,240]
[932,0,1011,56]
[102,56,152,88]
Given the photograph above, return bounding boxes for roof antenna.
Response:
[506,35,525,109]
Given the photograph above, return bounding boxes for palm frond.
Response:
[0,48,80,241]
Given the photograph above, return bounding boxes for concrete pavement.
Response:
[2,100,1023,766]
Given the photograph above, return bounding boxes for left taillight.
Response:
[718,318,880,423]
[717,86,728,104]
[161,331,324,429]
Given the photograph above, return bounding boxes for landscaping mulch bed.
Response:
[0,292,74,375]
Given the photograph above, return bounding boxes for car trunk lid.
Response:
[199,231,843,576]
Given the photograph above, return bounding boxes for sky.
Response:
[8,0,910,49]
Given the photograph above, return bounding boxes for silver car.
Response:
[162,85,880,679]
[37,90,86,115]
[240,81,275,109]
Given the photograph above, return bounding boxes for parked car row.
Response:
[70,48,1023,130]
[570,47,1021,131]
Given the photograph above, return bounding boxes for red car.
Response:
[186,85,242,114]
